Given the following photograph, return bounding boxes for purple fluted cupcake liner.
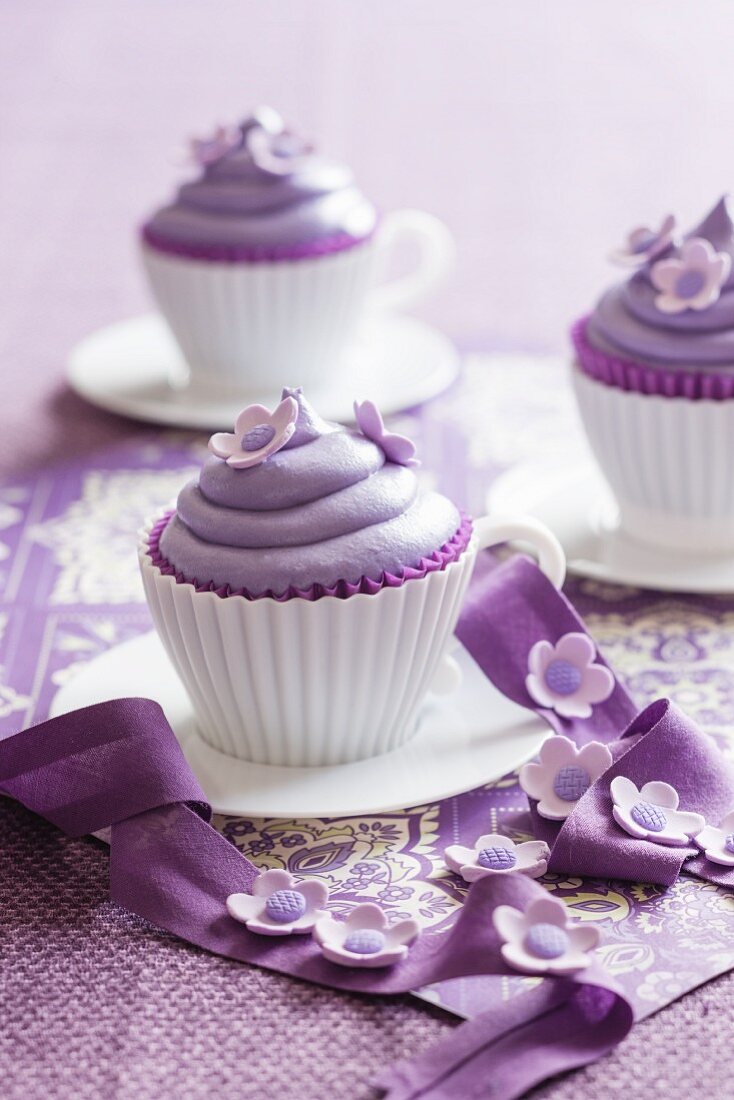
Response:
[147,511,474,603]
[572,315,734,401]
[140,225,376,264]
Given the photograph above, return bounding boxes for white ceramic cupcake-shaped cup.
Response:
[139,513,564,767]
[141,209,454,397]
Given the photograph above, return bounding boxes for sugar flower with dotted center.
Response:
[493,894,600,977]
[227,869,328,936]
[520,734,613,820]
[314,902,420,968]
[610,777,705,848]
[651,237,731,314]
[444,832,550,882]
[209,395,298,469]
[526,632,614,719]
[695,809,734,867]
[609,213,677,267]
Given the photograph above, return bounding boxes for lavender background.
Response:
[4,4,734,1096]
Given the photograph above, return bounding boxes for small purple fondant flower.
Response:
[520,735,612,821]
[526,633,614,719]
[190,124,242,167]
[695,809,734,867]
[353,400,419,467]
[609,213,677,267]
[209,396,298,469]
[227,869,328,936]
[651,237,731,314]
[493,895,600,977]
[610,777,705,848]
[314,902,420,969]
[245,117,313,177]
[444,832,550,882]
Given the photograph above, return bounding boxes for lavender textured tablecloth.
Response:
[3,6,734,1096]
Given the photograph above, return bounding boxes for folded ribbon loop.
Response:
[530,699,734,888]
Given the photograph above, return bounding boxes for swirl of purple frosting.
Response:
[142,108,377,262]
[158,389,462,595]
[587,197,734,369]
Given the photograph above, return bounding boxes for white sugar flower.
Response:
[444,833,550,882]
[209,396,298,469]
[520,735,613,820]
[314,902,420,969]
[227,869,328,936]
[493,894,600,976]
[694,809,734,867]
[651,237,731,314]
[526,633,614,719]
[610,777,705,848]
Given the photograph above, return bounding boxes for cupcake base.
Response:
[139,514,476,766]
[572,366,734,553]
[141,240,378,396]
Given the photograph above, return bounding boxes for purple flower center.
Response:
[344,929,386,955]
[725,834,734,854]
[544,658,582,696]
[675,269,706,300]
[241,424,276,452]
[524,923,569,960]
[477,845,517,871]
[553,764,591,802]
[265,889,307,923]
[630,801,667,833]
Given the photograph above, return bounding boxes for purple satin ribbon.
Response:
[2,554,652,1097]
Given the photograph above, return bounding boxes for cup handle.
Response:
[368,209,456,313]
[473,513,566,589]
[429,513,566,696]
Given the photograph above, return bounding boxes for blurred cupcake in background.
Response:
[141,107,454,397]
[571,196,734,553]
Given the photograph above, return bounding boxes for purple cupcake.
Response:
[571,196,734,553]
[140,107,454,397]
[139,388,563,766]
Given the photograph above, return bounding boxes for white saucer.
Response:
[488,462,734,593]
[67,312,460,430]
[49,631,547,818]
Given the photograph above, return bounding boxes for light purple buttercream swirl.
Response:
[587,197,734,370]
[158,389,462,595]
[142,109,377,262]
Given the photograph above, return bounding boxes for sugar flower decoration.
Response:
[314,902,420,969]
[444,833,550,882]
[209,396,298,469]
[651,237,731,314]
[609,213,677,267]
[245,116,313,176]
[610,777,705,848]
[520,735,613,821]
[695,810,734,867]
[353,400,419,467]
[493,895,600,977]
[227,869,328,936]
[526,633,614,719]
[190,124,241,167]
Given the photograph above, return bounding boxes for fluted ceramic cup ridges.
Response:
[139,521,476,767]
[141,240,377,395]
[573,367,734,553]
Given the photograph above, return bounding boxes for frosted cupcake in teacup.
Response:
[572,196,734,553]
[139,388,564,767]
[141,107,454,396]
